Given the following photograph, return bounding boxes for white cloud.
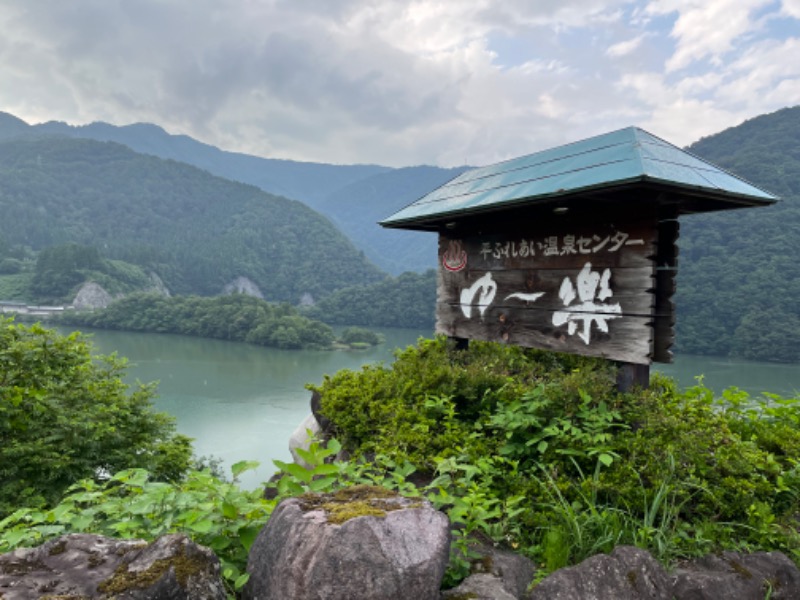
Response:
[606,34,646,57]
[646,0,773,71]
[0,0,796,167]
[782,0,800,18]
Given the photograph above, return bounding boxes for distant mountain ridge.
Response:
[0,112,465,273]
[1,116,392,207]
[0,135,385,302]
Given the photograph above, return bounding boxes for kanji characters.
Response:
[552,263,622,344]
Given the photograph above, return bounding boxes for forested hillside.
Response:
[0,136,384,302]
[316,166,468,274]
[0,112,464,275]
[678,106,800,361]
[0,114,390,207]
[305,270,436,329]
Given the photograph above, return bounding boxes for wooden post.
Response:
[451,336,469,351]
[616,362,650,392]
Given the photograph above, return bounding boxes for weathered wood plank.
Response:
[438,267,655,314]
[652,219,679,363]
[436,303,654,364]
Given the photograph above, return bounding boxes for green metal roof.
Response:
[381,127,777,229]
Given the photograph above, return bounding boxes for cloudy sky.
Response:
[0,0,798,167]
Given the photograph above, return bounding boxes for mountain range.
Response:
[0,112,463,274]
[1,106,799,362]
[0,132,384,303]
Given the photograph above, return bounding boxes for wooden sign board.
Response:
[436,220,675,365]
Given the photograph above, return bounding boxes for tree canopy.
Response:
[0,136,384,303]
[0,319,193,515]
[58,292,336,350]
[677,106,800,361]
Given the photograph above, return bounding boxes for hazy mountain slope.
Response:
[0,112,469,274]
[317,165,469,274]
[0,113,29,140]
[0,136,385,302]
[677,106,800,361]
[0,113,391,207]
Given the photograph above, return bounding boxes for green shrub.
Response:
[0,319,193,515]
[0,463,270,595]
[312,337,800,579]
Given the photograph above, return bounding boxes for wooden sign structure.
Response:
[381,127,776,389]
[438,220,663,365]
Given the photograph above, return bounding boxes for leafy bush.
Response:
[0,463,270,595]
[338,326,384,347]
[312,337,800,577]
[0,319,193,516]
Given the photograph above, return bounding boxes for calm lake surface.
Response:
[67,326,800,489]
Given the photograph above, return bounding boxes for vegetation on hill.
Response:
[0,319,193,517]
[306,270,436,329]
[57,293,337,350]
[0,136,385,303]
[678,106,800,361]
[0,112,392,207]
[0,111,464,276]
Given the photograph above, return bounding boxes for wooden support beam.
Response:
[616,362,650,392]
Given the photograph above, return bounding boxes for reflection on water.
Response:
[61,326,800,489]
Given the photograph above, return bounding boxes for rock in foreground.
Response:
[245,485,450,600]
[0,533,226,599]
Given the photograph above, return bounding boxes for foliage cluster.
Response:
[58,292,336,350]
[0,136,385,302]
[28,243,155,302]
[313,337,800,575]
[677,106,800,361]
[0,463,270,596]
[337,326,384,348]
[0,319,192,516]
[305,269,436,329]
[1,335,798,595]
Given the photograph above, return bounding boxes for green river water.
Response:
[68,327,800,489]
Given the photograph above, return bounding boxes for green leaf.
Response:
[274,461,312,483]
[189,519,215,534]
[311,464,339,476]
[597,453,614,467]
[69,514,94,531]
[308,476,337,492]
[239,526,262,552]
[231,460,260,479]
[235,572,251,589]
[222,501,238,520]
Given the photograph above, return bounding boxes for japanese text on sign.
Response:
[479,230,644,261]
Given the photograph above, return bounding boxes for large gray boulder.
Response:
[0,533,226,599]
[244,485,450,600]
[527,546,800,600]
[671,551,800,599]
[528,545,673,600]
